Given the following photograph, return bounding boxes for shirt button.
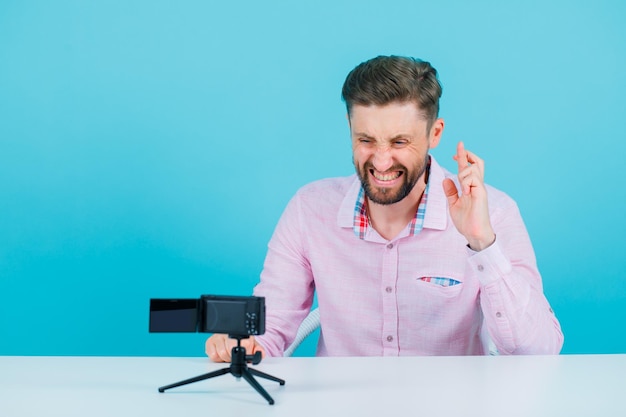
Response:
[387,243,394,249]
[385,286,393,293]
[386,335,393,342]
[477,265,484,272]
[495,312,502,318]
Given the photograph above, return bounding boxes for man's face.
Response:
[349,102,443,205]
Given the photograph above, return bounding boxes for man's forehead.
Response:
[348,102,430,132]
[349,102,428,120]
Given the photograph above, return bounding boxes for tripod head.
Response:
[229,335,262,365]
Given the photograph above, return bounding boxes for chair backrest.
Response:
[480,320,499,355]
[283,308,320,357]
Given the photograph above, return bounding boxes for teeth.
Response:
[373,171,400,181]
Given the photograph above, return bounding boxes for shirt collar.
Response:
[337,155,449,235]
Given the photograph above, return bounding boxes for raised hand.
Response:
[442,141,496,251]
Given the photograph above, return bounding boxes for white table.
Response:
[1,354,624,416]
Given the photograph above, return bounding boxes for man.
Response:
[206,55,564,361]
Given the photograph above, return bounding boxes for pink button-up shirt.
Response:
[254,156,563,356]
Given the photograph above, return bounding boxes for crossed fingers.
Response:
[453,141,484,196]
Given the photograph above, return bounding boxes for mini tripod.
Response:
[157,336,285,405]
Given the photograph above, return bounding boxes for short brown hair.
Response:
[341,55,442,125]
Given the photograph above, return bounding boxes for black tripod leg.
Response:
[240,368,276,405]
[158,367,230,392]
[248,368,286,385]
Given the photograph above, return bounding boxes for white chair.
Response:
[481,321,499,355]
[283,308,320,357]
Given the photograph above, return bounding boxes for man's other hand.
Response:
[205,334,266,362]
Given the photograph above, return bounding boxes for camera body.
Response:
[149,295,265,336]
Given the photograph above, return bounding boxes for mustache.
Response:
[362,161,407,173]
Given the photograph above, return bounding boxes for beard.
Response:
[355,155,429,205]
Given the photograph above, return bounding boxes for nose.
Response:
[371,145,393,172]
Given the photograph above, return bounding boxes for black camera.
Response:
[149,295,265,336]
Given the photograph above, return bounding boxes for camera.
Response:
[149,295,265,336]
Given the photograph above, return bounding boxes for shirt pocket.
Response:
[418,276,462,287]
[414,275,465,299]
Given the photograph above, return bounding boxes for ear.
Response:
[428,118,445,149]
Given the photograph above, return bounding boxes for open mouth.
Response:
[370,169,402,183]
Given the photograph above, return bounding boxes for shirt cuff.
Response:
[465,238,513,287]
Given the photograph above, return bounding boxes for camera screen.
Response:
[201,298,249,334]
[149,299,199,332]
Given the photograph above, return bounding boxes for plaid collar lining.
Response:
[353,159,431,240]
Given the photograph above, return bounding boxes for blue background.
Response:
[1,0,624,357]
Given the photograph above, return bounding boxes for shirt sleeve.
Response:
[252,193,316,357]
[466,199,564,355]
